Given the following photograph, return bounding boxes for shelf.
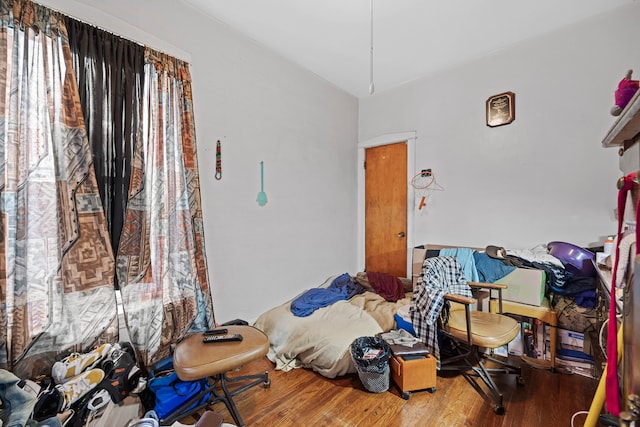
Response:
[594,262,622,313]
[602,89,640,148]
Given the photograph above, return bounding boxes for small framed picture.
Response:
[486,92,515,127]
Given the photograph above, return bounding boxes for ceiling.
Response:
[181,0,633,98]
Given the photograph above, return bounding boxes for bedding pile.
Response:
[253,273,411,378]
[290,273,364,317]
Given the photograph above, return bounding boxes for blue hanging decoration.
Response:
[257,161,268,207]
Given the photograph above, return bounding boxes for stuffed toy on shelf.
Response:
[611,69,640,116]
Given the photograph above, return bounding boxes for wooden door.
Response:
[365,143,407,277]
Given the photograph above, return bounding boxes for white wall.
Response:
[37,0,359,323]
[359,3,640,251]
[32,0,640,323]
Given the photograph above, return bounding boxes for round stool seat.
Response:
[173,325,269,381]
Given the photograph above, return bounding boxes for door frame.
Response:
[357,131,417,277]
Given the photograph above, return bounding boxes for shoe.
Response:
[100,349,141,403]
[33,386,64,421]
[32,371,104,421]
[51,343,112,384]
[56,368,105,411]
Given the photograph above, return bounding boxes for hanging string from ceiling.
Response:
[369,0,375,95]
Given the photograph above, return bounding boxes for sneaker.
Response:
[33,386,64,421]
[99,349,141,403]
[52,344,112,384]
[56,368,105,411]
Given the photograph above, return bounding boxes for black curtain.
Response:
[65,17,145,257]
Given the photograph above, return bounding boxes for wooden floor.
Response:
[178,356,601,427]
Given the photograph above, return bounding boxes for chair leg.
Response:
[440,342,521,414]
[468,358,505,413]
[469,348,522,414]
[482,350,523,386]
[159,371,270,427]
[220,371,271,425]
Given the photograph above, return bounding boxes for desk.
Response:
[594,262,623,314]
[489,298,558,369]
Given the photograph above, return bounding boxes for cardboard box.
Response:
[546,327,592,355]
[558,328,585,349]
[494,267,546,306]
[412,248,427,289]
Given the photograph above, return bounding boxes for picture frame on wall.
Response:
[486,91,515,127]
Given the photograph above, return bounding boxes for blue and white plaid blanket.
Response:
[410,256,472,362]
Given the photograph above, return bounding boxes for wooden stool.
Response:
[168,325,271,427]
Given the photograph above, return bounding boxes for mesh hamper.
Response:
[350,336,391,393]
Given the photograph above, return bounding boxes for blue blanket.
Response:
[473,252,517,283]
[290,273,364,317]
[440,247,479,282]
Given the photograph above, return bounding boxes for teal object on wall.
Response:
[257,161,268,207]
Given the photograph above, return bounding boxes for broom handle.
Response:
[260,161,264,191]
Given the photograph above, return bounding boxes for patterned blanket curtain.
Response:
[117,49,215,367]
[0,0,117,377]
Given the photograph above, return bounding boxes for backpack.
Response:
[147,357,211,420]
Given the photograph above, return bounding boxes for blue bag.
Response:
[148,357,211,420]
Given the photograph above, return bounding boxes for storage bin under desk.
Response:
[489,298,558,369]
